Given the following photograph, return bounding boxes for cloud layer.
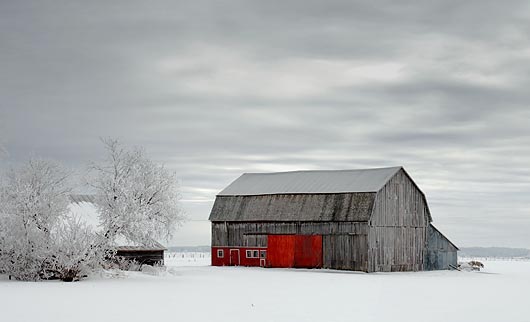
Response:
[2,0,530,247]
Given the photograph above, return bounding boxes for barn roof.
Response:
[210,193,375,222]
[218,166,402,196]
[210,166,436,223]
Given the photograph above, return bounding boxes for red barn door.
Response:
[294,235,323,268]
[267,235,322,268]
[229,249,240,266]
[267,235,296,267]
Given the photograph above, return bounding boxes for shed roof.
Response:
[218,166,402,196]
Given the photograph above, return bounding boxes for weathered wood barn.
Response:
[209,167,458,272]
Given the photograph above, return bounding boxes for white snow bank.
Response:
[1,259,529,322]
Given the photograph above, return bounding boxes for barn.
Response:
[209,166,458,272]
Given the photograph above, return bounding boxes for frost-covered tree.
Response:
[89,138,184,247]
[0,158,71,280]
[0,158,103,281]
[46,216,107,281]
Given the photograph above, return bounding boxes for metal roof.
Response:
[218,166,402,196]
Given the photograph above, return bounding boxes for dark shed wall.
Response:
[424,224,458,270]
[115,250,164,266]
[209,193,375,222]
[368,169,430,272]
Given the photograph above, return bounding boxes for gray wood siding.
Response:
[424,224,458,270]
[368,169,430,272]
[209,193,375,222]
[212,221,368,246]
[369,169,429,227]
[367,227,425,272]
[323,234,368,271]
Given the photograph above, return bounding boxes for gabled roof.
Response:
[218,166,402,196]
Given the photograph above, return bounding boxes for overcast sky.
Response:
[1,0,530,247]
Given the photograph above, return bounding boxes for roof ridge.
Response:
[242,166,403,176]
[219,166,402,196]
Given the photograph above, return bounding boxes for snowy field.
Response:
[165,251,211,266]
[1,254,529,322]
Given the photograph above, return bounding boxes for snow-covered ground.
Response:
[1,255,529,322]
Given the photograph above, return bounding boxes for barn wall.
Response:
[211,246,266,267]
[424,224,458,270]
[368,169,430,272]
[212,221,368,246]
[212,221,369,271]
[367,227,425,272]
[323,234,367,271]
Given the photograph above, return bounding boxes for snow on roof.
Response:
[218,166,402,196]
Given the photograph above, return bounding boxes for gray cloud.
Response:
[2,0,530,247]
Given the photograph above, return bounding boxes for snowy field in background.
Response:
[165,251,211,266]
[1,254,529,322]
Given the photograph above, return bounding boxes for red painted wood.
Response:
[267,235,323,268]
[211,247,265,266]
[211,247,225,266]
[267,235,296,268]
[229,249,240,266]
[212,235,322,268]
[294,235,323,268]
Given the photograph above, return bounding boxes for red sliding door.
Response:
[267,235,322,268]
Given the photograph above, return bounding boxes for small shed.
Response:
[209,166,458,272]
[114,245,166,266]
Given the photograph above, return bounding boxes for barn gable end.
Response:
[368,168,432,272]
[370,168,431,227]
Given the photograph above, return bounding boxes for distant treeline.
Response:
[459,247,530,258]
